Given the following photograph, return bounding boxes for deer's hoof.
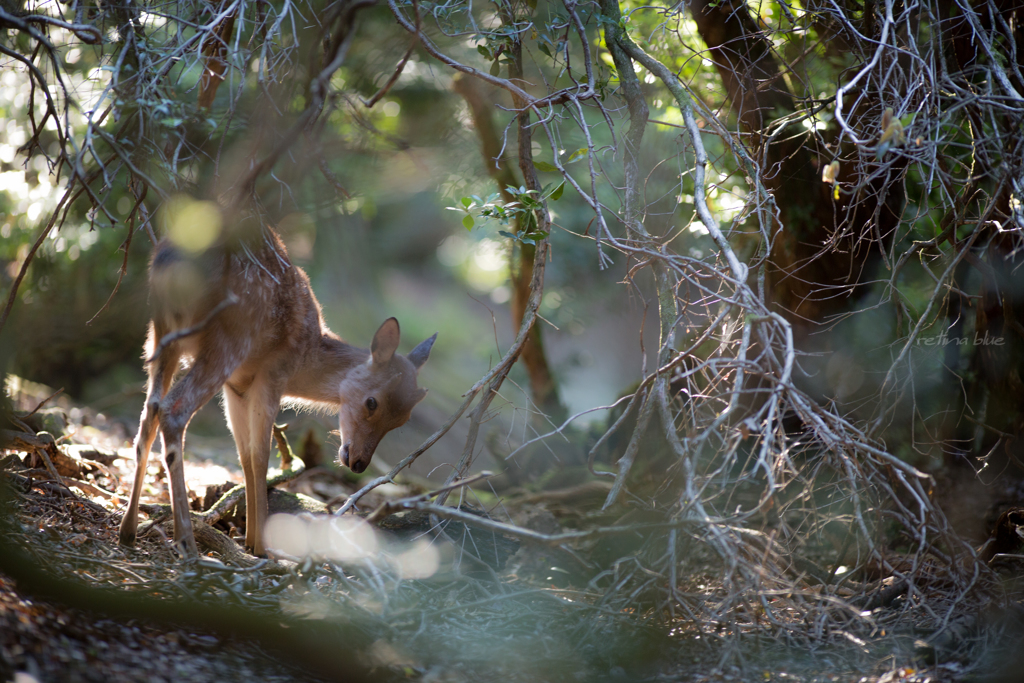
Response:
[118,529,137,548]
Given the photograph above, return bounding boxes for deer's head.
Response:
[337,318,435,474]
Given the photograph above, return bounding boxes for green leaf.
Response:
[489,59,501,77]
[534,160,558,172]
[566,148,588,162]
[462,214,475,230]
[899,112,916,128]
[477,44,491,60]
[461,196,472,208]
[538,43,552,58]
[549,182,564,201]
[498,230,516,239]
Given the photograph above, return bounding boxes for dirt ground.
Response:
[3,378,1024,683]
[0,581,305,683]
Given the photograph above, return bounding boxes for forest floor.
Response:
[1,377,1023,683]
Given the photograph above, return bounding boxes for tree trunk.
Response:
[685,0,901,326]
[452,75,567,425]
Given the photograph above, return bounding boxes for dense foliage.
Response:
[2,0,1023,674]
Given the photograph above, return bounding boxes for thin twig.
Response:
[146,292,239,363]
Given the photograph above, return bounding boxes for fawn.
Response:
[118,227,436,558]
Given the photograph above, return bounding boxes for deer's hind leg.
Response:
[120,327,180,547]
[158,341,248,558]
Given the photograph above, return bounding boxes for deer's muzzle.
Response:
[339,443,369,473]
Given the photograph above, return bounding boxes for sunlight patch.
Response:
[266,514,380,563]
[161,196,222,254]
[390,539,441,580]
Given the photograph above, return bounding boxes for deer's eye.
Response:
[366,397,378,412]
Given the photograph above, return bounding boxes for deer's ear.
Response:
[371,318,401,365]
[408,333,437,369]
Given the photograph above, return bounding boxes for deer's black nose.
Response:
[339,444,350,467]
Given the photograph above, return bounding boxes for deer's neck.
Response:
[284,333,369,406]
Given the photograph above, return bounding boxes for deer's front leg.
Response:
[249,378,283,557]
[227,375,281,557]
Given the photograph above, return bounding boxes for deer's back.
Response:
[147,231,323,369]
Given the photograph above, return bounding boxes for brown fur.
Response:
[119,229,435,557]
